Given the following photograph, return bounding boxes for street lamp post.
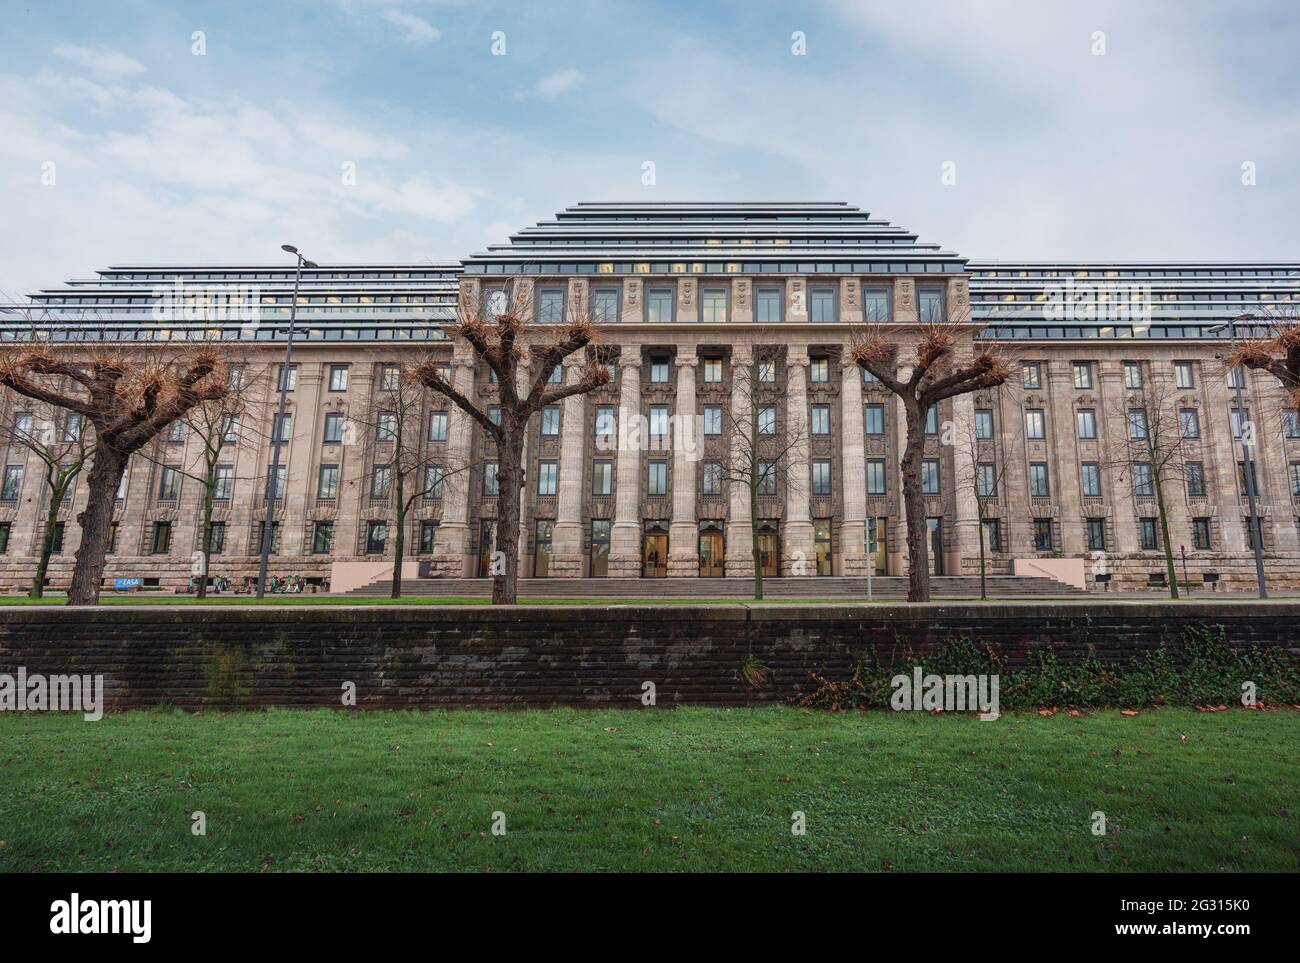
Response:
[256,245,316,598]
[1219,316,1268,599]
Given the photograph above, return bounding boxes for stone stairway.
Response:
[344,573,1091,599]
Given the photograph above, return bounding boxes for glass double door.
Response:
[698,522,724,577]
[643,522,668,578]
[757,521,780,578]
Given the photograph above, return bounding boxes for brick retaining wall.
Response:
[0,603,1296,709]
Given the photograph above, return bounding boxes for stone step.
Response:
[344,574,1091,599]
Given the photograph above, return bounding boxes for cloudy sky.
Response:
[2,0,1298,296]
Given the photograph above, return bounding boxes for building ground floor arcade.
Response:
[1,329,1298,594]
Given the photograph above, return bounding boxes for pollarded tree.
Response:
[0,399,94,598]
[0,341,229,605]
[1229,309,1300,411]
[413,284,610,605]
[851,322,1009,602]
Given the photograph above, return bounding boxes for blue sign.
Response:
[113,577,143,590]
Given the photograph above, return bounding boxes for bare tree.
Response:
[720,345,807,600]
[0,399,94,597]
[1104,376,1195,599]
[0,341,229,604]
[413,283,610,604]
[954,387,1019,601]
[851,322,1010,602]
[348,356,445,599]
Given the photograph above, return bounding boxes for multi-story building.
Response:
[1,201,1297,592]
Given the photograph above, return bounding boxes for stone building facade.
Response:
[1,202,1297,592]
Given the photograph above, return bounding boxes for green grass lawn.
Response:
[0,707,1294,872]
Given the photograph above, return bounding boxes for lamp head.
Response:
[281,244,298,255]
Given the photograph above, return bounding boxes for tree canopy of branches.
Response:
[1230,310,1300,409]
[851,321,1009,602]
[0,342,229,604]
[413,284,610,604]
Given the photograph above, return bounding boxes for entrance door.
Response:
[757,521,780,578]
[867,517,888,575]
[590,520,610,577]
[927,517,943,576]
[698,522,724,577]
[814,518,833,576]
[643,522,668,577]
[477,519,497,578]
[534,520,553,577]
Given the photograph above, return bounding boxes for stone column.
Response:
[515,358,532,573]
[950,389,982,570]
[784,349,814,574]
[725,343,754,576]
[607,355,642,577]
[668,354,699,576]
[1046,360,1084,555]
[839,355,869,574]
[432,354,476,576]
[551,361,588,577]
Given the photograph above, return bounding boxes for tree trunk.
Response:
[30,466,66,600]
[899,402,930,603]
[750,417,763,601]
[492,433,524,605]
[1154,472,1180,600]
[977,512,988,601]
[67,443,128,606]
[197,454,216,600]
[391,470,405,600]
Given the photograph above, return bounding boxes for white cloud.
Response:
[52,43,145,78]
[380,9,440,45]
[533,69,583,100]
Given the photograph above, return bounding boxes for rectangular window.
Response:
[152,521,172,554]
[483,462,499,496]
[158,465,181,500]
[811,404,830,435]
[862,286,890,324]
[861,367,880,385]
[982,518,1001,553]
[163,418,181,442]
[208,521,225,555]
[276,364,297,392]
[757,461,777,495]
[809,287,837,323]
[866,459,886,495]
[757,359,776,383]
[702,462,722,496]
[1174,361,1194,389]
[975,409,993,439]
[1123,361,1143,389]
[649,404,669,440]
[378,364,400,391]
[758,405,776,435]
[1139,517,1159,551]
[1072,361,1093,389]
[1033,519,1053,551]
[596,405,617,438]
[865,403,885,435]
[541,406,561,436]
[365,520,387,555]
[1081,462,1102,497]
[917,286,945,323]
[809,357,830,383]
[1192,517,1212,551]
[370,464,392,499]
[428,411,448,442]
[1022,362,1041,389]
[1133,462,1154,497]
[318,464,340,499]
[257,521,281,555]
[0,521,10,554]
[1086,518,1106,552]
[811,459,832,496]
[213,464,233,501]
[977,463,997,498]
[645,288,675,323]
[487,405,501,427]
[592,459,613,496]
[1029,462,1050,497]
[755,286,783,322]
[1179,408,1200,438]
[420,521,439,554]
[1025,409,1045,439]
[50,521,65,554]
[703,357,723,383]
[702,405,722,436]
[537,287,566,324]
[1185,461,1206,497]
[1076,409,1097,439]
[270,465,286,501]
[273,412,292,443]
[1127,409,1149,439]
[1292,461,1300,497]
[377,411,397,442]
[921,458,940,495]
[647,460,667,495]
[329,364,349,391]
[701,289,728,323]
[592,287,620,323]
[1231,408,1251,439]
[548,364,563,385]
[537,460,558,496]
[1237,460,1260,497]
[650,357,669,384]
[220,415,239,443]
[424,464,444,499]
[324,412,345,444]
[924,405,939,435]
